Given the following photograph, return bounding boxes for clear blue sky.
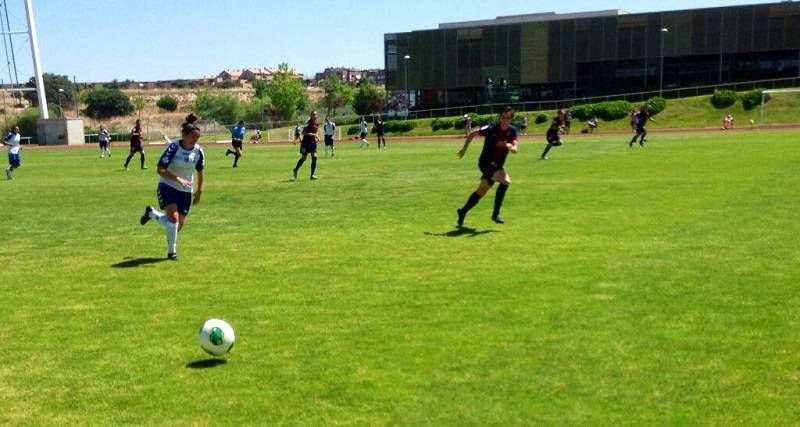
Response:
[0,0,778,83]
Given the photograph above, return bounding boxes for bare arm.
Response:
[157,165,191,189]
[457,129,482,158]
[506,137,519,154]
[193,169,204,205]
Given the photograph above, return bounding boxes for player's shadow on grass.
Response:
[186,358,227,369]
[424,227,500,238]
[111,257,166,268]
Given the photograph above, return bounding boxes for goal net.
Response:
[759,88,800,126]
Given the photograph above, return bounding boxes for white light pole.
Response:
[403,55,411,117]
[57,88,64,118]
[24,0,48,119]
[659,27,669,97]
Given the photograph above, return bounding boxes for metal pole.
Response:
[25,0,48,119]
[404,55,410,120]
[3,1,20,86]
[759,91,766,126]
[659,28,668,97]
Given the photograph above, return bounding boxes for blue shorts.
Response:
[324,135,334,146]
[157,182,192,216]
[8,153,20,167]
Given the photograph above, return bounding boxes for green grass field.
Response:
[2,130,799,424]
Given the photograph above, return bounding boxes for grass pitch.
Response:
[1,130,799,424]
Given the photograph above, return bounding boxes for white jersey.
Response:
[324,122,336,136]
[5,132,20,154]
[98,129,109,142]
[359,121,368,134]
[157,140,205,193]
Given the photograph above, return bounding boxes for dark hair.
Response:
[237,120,244,126]
[181,113,201,135]
[500,106,515,118]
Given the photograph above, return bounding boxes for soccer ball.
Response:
[749,119,755,124]
[198,319,235,356]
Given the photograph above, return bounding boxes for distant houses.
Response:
[314,67,385,86]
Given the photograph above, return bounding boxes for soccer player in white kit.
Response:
[359,117,369,148]
[323,116,336,157]
[139,114,205,261]
[2,126,21,180]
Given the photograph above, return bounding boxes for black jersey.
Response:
[477,124,517,167]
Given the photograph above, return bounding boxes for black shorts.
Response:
[99,141,109,149]
[376,131,385,137]
[547,135,562,146]
[130,144,143,153]
[635,125,647,135]
[479,163,503,183]
[232,138,243,149]
[300,140,317,154]
[324,135,334,146]
[360,132,367,139]
[520,126,527,132]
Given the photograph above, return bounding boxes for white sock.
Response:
[148,208,166,223]
[100,148,104,157]
[165,221,178,254]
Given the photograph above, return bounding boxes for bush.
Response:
[710,89,738,109]
[85,87,134,119]
[347,125,359,135]
[571,101,631,121]
[12,108,39,142]
[384,121,415,133]
[534,113,549,124]
[156,95,178,112]
[645,97,667,115]
[453,113,479,130]
[741,88,769,110]
[431,118,453,131]
[216,80,241,89]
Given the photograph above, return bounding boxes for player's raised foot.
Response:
[225,149,232,156]
[492,215,505,224]
[140,206,153,225]
[456,208,466,227]
[167,252,179,261]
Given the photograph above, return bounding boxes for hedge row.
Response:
[710,89,770,110]
[347,120,416,135]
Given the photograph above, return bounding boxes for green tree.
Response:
[321,74,354,117]
[192,91,243,125]
[265,63,307,121]
[352,80,385,116]
[84,87,134,119]
[156,95,179,112]
[252,80,269,100]
[24,73,76,109]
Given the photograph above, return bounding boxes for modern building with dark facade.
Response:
[384,2,800,109]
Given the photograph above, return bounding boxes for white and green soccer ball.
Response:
[198,319,235,357]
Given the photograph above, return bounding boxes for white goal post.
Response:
[760,88,800,125]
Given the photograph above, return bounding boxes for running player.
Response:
[225,120,246,168]
[375,115,386,149]
[139,113,205,261]
[519,115,528,136]
[323,115,336,157]
[250,129,262,144]
[292,111,320,180]
[540,114,564,160]
[359,117,369,148]
[99,125,112,158]
[629,105,655,147]
[455,106,519,225]
[2,126,21,180]
[123,119,147,170]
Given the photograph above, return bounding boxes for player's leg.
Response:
[124,148,135,169]
[541,142,553,159]
[293,152,308,179]
[310,151,318,179]
[139,149,147,169]
[457,178,493,226]
[491,170,511,223]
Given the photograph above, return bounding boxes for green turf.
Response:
[1,131,799,424]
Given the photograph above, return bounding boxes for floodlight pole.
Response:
[24,0,48,119]
[404,55,410,119]
[659,28,669,97]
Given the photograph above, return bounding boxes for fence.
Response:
[400,76,800,120]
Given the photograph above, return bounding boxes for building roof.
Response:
[438,9,627,29]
